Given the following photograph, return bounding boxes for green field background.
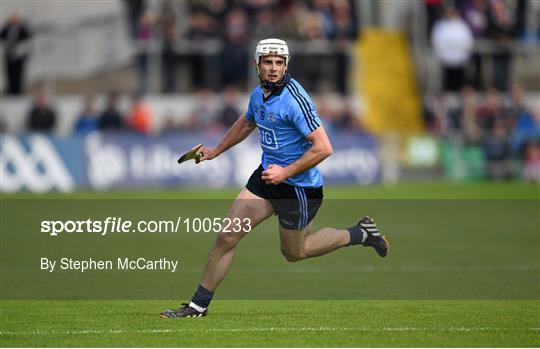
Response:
[1,182,539,346]
[1,198,539,300]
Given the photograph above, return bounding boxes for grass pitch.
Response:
[1,181,539,347]
[1,300,539,347]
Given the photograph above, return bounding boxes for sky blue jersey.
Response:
[245,74,323,188]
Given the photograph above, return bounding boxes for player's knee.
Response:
[281,248,306,263]
[215,232,240,250]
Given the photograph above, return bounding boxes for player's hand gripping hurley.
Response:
[177,144,204,164]
[177,144,220,165]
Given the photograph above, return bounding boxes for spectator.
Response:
[431,7,474,92]
[523,141,540,182]
[127,94,152,135]
[219,7,250,89]
[476,87,505,132]
[483,121,512,180]
[244,0,275,19]
[253,8,278,39]
[424,0,445,40]
[509,85,540,156]
[301,13,326,41]
[0,13,32,95]
[134,11,154,95]
[486,0,519,91]
[161,113,184,134]
[184,9,216,90]
[512,109,539,156]
[509,83,529,117]
[315,95,336,135]
[204,0,230,29]
[98,93,124,131]
[186,88,216,130]
[27,90,56,132]
[123,0,146,39]
[422,94,447,135]
[74,96,98,135]
[333,98,360,131]
[159,0,178,94]
[296,8,327,92]
[446,97,464,132]
[445,86,480,136]
[215,85,241,129]
[460,86,483,144]
[332,0,357,39]
[279,1,304,39]
[332,0,358,94]
[534,0,540,41]
[312,0,335,39]
[459,0,489,90]
[458,0,489,38]
[184,9,216,40]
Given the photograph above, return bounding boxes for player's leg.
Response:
[279,223,349,262]
[199,188,274,291]
[160,188,274,318]
[278,186,388,262]
[276,185,349,261]
[279,217,389,262]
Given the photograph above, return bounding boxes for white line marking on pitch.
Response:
[5,265,538,274]
[1,327,539,336]
[179,265,539,273]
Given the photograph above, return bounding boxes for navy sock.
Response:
[347,225,364,246]
[191,284,214,309]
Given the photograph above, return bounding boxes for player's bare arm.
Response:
[261,126,333,185]
[199,114,256,161]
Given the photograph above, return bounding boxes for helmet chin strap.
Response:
[258,72,289,92]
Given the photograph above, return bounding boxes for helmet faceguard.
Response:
[254,38,290,91]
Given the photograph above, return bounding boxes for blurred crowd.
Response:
[1,0,537,97]
[423,84,540,180]
[23,90,152,135]
[19,86,361,137]
[1,0,539,181]
[124,0,358,95]
[425,0,539,181]
[428,0,527,92]
[0,0,359,97]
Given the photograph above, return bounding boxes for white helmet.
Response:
[254,38,290,66]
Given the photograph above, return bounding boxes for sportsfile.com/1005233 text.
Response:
[40,217,252,237]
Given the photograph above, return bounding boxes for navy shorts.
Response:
[245,165,323,230]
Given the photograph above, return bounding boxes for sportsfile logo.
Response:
[0,135,75,192]
[40,217,252,236]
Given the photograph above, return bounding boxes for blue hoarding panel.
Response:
[85,131,380,189]
[1,132,380,192]
[0,134,85,192]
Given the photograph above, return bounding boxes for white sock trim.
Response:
[189,301,206,313]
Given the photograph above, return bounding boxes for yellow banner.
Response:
[354,29,424,135]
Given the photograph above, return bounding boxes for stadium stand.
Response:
[1,0,539,189]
